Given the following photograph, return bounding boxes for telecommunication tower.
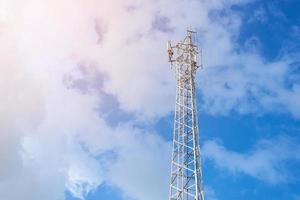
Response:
[167,30,205,200]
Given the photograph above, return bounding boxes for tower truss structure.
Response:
[167,30,204,200]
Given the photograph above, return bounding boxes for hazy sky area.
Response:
[0,0,300,200]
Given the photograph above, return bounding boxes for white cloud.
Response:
[104,128,171,200]
[202,136,300,184]
[199,54,299,116]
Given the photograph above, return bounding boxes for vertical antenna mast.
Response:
[167,30,205,200]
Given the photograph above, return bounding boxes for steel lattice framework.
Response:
[167,30,205,200]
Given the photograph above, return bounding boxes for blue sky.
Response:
[0,0,300,200]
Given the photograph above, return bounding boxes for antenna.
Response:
[167,40,175,65]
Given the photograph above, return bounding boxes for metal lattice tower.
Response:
[167,30,204,200]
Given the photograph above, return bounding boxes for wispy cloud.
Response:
[203,136,300,184]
